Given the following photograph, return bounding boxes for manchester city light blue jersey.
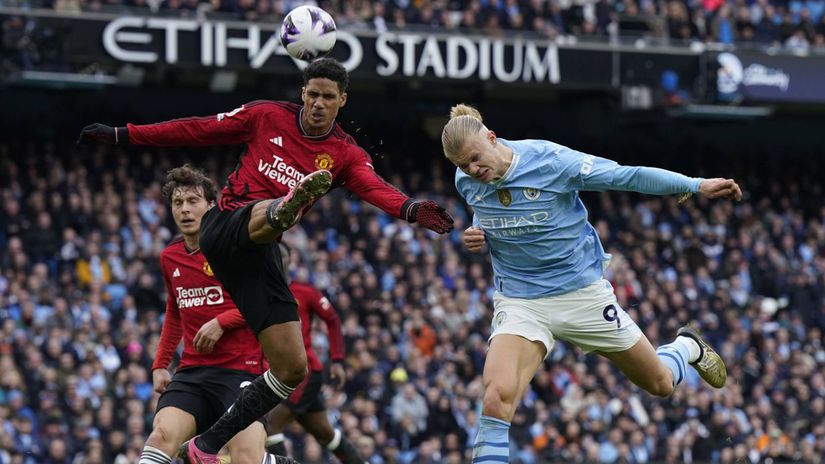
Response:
[455,139,703,298]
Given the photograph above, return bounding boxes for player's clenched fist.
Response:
[463,226,486,253]
[76,123,127,145]
[698,178,742,201]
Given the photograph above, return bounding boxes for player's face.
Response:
[451,130,506,183]
[301,78,347,136]
[170,187,212,237]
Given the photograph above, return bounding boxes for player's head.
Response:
[161,164,218,237]
[301,58,349,136]
[442,104,511,183]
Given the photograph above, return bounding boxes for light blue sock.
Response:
[656,338,691,388]
[472,415,511,463]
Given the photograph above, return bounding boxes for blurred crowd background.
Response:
[0,123,823,463]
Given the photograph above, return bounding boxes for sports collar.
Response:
[297,108,335,140]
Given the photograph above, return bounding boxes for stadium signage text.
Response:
[101,18,559,84]
[374,34,559,83]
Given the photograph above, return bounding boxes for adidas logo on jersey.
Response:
[173,268,181,278]
[269,136,282,147]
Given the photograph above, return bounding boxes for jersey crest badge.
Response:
[314,153,334,170]
[497,189,512,207]
[493,311,508,328]
[202,261,214,277]
[523,188,541,200]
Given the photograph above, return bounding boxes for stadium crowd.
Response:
[4,0,825,75]
[0,133,824,464]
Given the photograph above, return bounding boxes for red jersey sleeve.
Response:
[215,309,247,330]
[153,259,183,370]
[340,146,413,220]
[127,102,262,146]
[310,289,345,362]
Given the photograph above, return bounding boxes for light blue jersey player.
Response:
[442,104,742,464]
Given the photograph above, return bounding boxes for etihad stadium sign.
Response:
[101,17,559,84]
[1,8,704,89]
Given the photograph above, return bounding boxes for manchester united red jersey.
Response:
[128,101,416,218]
[289,281,345,372]
[153,237,266,375]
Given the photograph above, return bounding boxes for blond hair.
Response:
[441,103,487,160]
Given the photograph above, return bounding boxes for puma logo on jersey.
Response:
[269,136,282,147]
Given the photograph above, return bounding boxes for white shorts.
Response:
[490,279,643,356]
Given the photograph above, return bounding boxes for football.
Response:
[280,6,337,62]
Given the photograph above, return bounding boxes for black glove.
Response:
[406,200,454,234]
[76,123,128,145]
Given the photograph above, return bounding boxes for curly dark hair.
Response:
[303,58,349,93]
[161,164,218,204]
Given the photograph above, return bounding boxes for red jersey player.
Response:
[265,243,365,464]
[140,165,296,464]
[77,58,453,464]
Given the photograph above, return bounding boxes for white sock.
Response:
[266,433,285,448]
[676,335,702,363]
[262,453,280,464]
[326,428,342,451]
[139,445,172,464]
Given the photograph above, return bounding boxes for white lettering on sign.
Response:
[102,20,559,84]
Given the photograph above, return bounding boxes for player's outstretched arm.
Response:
[76,103,255,147]
[344,149,455,234]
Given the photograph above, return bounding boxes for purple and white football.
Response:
[280,6,337,61]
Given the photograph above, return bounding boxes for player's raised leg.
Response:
[600,335,678,397]
[181,322,307,464]
[600,324,726,396]
[140,407,196,464]
[180,172,331,464]
[473,334,545,463]
[248,169,332,244]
